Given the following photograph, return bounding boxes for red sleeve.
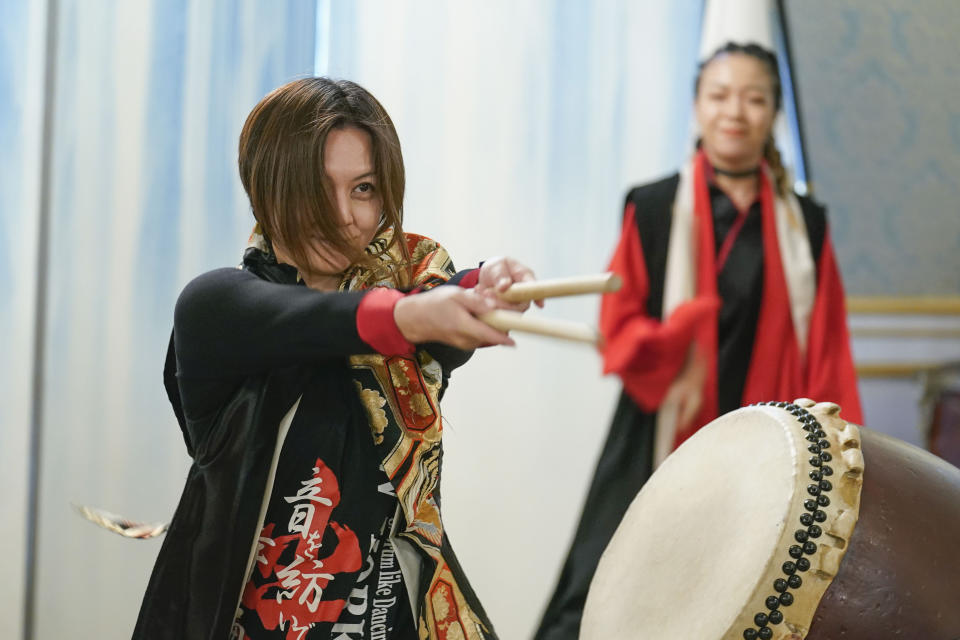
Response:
[356,288,416,356]
[600,203,717,411]
[359,265,478,357]
[455,268,480,289]
[804,231,863,423]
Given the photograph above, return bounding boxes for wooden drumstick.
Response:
[479,310,600,345]
[498,272,622,303]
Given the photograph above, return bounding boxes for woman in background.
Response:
[535,42,862,640]
[134,77,535,639]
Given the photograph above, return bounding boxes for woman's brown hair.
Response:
[238,77,409,280]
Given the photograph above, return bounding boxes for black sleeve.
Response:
[174,268,376,378]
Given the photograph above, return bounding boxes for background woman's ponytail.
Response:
[763,135,789,198]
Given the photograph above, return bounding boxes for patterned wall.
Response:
[785,0,960,295]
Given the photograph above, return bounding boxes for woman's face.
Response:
[275,126,382,284]
[694,53,777,170]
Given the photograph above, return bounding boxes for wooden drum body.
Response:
[581,399,960,639]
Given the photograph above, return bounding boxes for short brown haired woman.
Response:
[535,43,862,640]
[134,77,533,639]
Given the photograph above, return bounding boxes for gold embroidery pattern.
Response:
[346,231,492,639]
[424,572,488,640]
[354,382,388,445]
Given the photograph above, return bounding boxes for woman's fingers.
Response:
[478,256,539,307]
[461,314,516,348]
[452,290,516,346]
[677,390,702,430]
[506,258,536,284]
[394,286,515,349]
[476,261,533,311]
[497,258,543,311]
[454,287,497,315]
[477,286,531,312]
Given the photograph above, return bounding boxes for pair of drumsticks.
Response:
[481,272,621,345]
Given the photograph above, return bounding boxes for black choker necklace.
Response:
[713,165,759,178]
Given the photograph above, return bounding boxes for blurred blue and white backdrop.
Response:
[2,1,318,637]
[2,1,703,637]
[3,1,960,639]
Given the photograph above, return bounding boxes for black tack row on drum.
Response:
[741,401,837,640]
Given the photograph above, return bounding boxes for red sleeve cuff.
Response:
[357,288,415,356]
[457,269,480,289]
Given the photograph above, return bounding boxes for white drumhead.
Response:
[581,406,803,639]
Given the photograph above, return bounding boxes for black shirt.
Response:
[709,184,764,415]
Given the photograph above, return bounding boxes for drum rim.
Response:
[581,399,864,640]
[729,400,864,640]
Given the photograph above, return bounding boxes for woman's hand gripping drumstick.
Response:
[394,256,540,349]
[474,256,545,311]
[481,268,622,345]
[395,258,621,348]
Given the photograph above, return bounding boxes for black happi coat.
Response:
[133,246,487,639]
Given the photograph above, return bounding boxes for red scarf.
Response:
[673,150,861,447]
[601,150,863,453]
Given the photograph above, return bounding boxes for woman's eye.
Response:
[354,182,375,194]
